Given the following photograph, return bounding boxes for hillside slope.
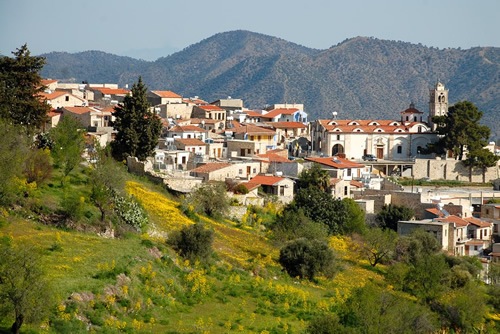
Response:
[40,30,500,138]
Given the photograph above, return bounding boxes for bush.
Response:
[114,194,148,231]
[168,223,214,263]
[278,238,336,281]
[184,182,229,218]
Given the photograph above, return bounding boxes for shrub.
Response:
[279,238,336,281]
[114,194,148,232]
[184,182,229,218]
[168,223,214,263]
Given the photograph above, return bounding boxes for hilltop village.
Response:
[42,79,500,261]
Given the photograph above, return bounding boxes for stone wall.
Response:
[127,156,203,193]
[413,158,500,183]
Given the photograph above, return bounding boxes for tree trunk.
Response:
[483,167,486,184]
[11,314,23,334]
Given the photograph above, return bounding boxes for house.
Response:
[174,138,206,161]
[191,105,226,126]
[261,106,308,123]
[269,121,308,146]
[244,174,294,203]
[91,87,129,104]
[40,90,87,108]
[190,161,261,182]
[481,203,500,234]
[190,118,225,132]
[226,124,277,157]
[211,97,244,112]
[148,90,183,105]
[489,243,500,262]
[166,125,207,142]
[398,219,451,252]
[398,213,492,256]
[305,156,368,181]
[62,106,113,128]
[154,148,191,171]
[45,109,62,129]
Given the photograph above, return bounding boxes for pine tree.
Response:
[0,44,49,133]
[432,101,490,160]
[111,77,162,161]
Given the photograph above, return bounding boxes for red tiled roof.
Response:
[305,156,365,169]
[464,216,491,228]
[400,106,423,114]
[241,182,260,192]
[261,108,298,119]
[426,208,445,217]
[183,97,208,105]
[249,175,287,186]
[174,138,206,146]
[48,109,61,118]
[255,153,291,163]
[197,105,225,111]
[232,124,276,135]
[269,121,307,129]
[191,163,231,173]
[169,125,206,132]
[151,90,181,98]
[63,106,95,114]
[92,87,129,95]
[41,79,58,85]
[315,119,429,134]
[350,180,364,188]
[245,110,264,117]
[435,215,469,227]
[40,91,67,100]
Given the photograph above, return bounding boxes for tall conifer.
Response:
[112,77,162,161]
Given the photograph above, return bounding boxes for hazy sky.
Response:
[1,0,499,60]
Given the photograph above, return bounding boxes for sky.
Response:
[1,0,499,61]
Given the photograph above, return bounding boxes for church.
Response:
[310,82,448,161]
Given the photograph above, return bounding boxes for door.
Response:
[377,147,384,159]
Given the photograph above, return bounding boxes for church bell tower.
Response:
[428,81,448,130]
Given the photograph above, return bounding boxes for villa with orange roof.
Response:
[243,174,294,203]
[166,125,208,142]
[91,87,129,103]
[40,90,87,109]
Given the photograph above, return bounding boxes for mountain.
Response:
[40,30,500,139]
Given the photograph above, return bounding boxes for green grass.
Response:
[0,166,390,333]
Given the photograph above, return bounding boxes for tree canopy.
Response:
[111,77,162,161]
[376,204,414,231]
[0,44,49,133]
[432,101,491,160]
[0,240,53,334]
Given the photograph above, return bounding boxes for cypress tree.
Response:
[111,77,162,161]
[0,44,49,133]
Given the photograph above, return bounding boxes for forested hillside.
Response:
[40,30,500,139]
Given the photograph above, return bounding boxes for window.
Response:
[247,149,251,154]
[337,135,340,140]
[397,145,402,154]
[239,169,243,175]
[65,96,69,102]
[253,168,256,173]
[344,186,348,196]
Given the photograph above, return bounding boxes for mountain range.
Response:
[40,30,500,139]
